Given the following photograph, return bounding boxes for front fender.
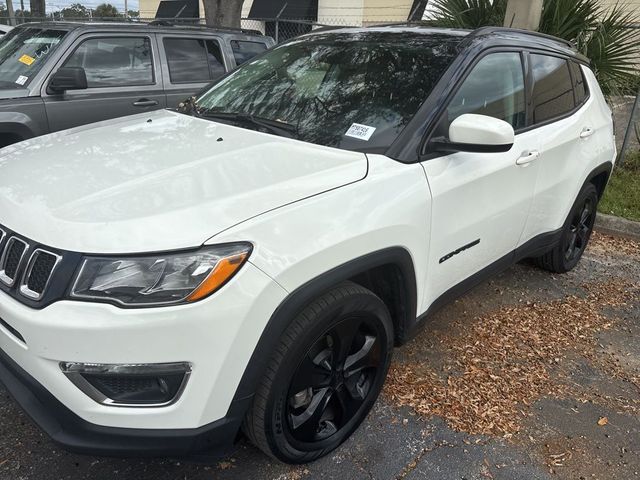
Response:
[0,99,49,145]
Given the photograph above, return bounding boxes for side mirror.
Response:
[48,67,88,94]
[432,114,515,153]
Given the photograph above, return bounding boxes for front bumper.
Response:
[0,262,287,455]
[0,345,249,456]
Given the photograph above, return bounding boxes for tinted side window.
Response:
[64,37,153,88]
[530,54,575,124]
[164,38,225,84]
[569,61,588,105]
[230,40,267,65]
[444,52,526,133]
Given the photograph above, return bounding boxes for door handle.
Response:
[580,127,595,139]
[515,150,540,166]
[132,99,159,107]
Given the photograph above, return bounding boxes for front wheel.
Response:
[243,281,393,463]
[535,183,598,273]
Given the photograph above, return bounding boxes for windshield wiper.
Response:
[197,111,298,139]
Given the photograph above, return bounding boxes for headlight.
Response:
[70,243,251,306]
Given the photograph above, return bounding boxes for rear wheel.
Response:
[535,183,598,273]
[243,281,393,463]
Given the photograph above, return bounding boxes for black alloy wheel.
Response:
[534,182,599,273]
[285,315,383,445]
[564,195,595,263]
[243,281,393,463]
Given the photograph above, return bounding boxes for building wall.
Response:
[140,0,411,24]
[318,0,363,25]
[139,0,160,19]
[600,0,640,13]
[362,0,411,24]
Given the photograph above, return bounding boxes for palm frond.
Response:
[427,0,640,95]
[581,4,640,95]
[427,0,507,29]
[539,0,601,41]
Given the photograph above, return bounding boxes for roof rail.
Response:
[147,19,263,36]
[469,26,575,49]
[368,20,442,29]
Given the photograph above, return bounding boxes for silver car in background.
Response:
[0,21,273,147]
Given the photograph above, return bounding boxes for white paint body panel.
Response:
[0,263,287,428]
[449,113,515,146]
[0,110,367,253]
[520,67,616,241]
[0,66,615,432]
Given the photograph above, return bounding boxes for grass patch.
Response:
[599,151,640,221]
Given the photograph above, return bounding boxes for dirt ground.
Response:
[0,232,638,480]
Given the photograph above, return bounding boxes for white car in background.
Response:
[0,25,615,463]
[0,25,13,35]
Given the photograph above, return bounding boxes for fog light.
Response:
[60,362,191,407]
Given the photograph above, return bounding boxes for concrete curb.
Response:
[595,212,640,241]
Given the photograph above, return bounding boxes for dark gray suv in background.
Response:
[0,22,274,146]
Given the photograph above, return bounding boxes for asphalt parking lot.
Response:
[1,232,638,480]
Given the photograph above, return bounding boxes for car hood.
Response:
[0,110,368,254]
[0,88,29,100]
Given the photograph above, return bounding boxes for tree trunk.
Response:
[6,0,15,25]
[202,0,244,28]
[30,0,46,19]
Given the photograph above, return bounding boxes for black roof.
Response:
[303,23,587,63]
[16,20,265,37]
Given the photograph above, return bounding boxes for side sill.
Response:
[406,228,562,342]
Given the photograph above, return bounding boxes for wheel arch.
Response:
[230,247,417,408]
[586,161,613,200]
[0,123,34,147]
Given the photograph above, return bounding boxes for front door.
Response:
[42,34,166,132]
[421,51,541,304]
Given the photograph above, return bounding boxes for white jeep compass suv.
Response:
[0,25,616,463]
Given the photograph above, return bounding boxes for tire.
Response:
[535,182,598,273]
[243,281,394,463]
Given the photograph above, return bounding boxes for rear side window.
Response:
[530,54,575,124]
[164,38,225,84]
[444,52,526,131]
[230,40,267,65]
[569,61,588,105]
[63,37,154,88]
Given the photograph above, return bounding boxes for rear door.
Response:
[157,34,229,108]
[42,33,166,132]
[518,53,591,242]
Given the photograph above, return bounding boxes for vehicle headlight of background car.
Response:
[70,243,251,307]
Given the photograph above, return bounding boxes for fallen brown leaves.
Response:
[384,279,638,437]
[590,232,640,258]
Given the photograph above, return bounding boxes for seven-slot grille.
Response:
[0,229,61,301]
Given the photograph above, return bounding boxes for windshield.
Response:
[195,32,461,151]
[0,27,68,89]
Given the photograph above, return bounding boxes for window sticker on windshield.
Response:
[345,123,376,141]
[15,75,28,86]
[18,54,35,66]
